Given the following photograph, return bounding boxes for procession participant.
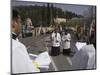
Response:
[62,30,71,56]
[50,27,61,56]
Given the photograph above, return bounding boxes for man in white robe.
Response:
[12,9,40,74]
[50,27,61,56]
[62,31,71,56]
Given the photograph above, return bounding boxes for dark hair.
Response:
[65,32,68,35]
[12,9,20,20]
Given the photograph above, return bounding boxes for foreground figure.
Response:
[12,9,40,74]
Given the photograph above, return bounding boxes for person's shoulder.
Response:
[67,33,71,35]
[57,32,61,35]
[52,32,55,34]
[12,39,26,49]
[51,32,55,35]
[81,44,95,53]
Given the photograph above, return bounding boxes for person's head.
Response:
[62,31,65,35]
[54,26,59,33]
[11,9,21,35]
[65,30,68,35]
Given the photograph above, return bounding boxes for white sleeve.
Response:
[58,33,61,42]
[62,35,66,41]
[67,34,71,41]
[12,43,40,74]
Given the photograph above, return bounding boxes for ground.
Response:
[19,31,78,72]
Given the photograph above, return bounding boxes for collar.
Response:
[12,32,17,40]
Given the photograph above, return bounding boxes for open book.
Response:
[29,51,51,69]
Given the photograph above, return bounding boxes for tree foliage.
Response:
[13,4,83,27]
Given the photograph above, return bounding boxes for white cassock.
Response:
[51,32,61,47]
[71,44,96,70]
[62,33,71,49]
[12,39,40,74]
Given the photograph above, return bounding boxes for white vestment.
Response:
[71,44,96,70]
[62,33,71,49]
[12,39,40,74]
[51,32,61,47]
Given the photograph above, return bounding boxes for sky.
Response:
[11,0,96,16]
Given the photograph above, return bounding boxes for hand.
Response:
[65,40,68,41]
[56,40,59,42]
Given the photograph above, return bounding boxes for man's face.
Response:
[16,15,21,34]
[12,15,21,35]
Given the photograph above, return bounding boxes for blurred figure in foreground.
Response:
[12,9,40,74]
[71,43,96,70]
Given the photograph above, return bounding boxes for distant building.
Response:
[54,18,66,24]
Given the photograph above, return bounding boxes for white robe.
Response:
[51,32,61,47]
[12,39,40,74]
[71,44,96,70]
[62,33,71,49]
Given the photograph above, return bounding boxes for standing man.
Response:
[62,30,71,56]
[50,27,61,56]
[11,9,40,74]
